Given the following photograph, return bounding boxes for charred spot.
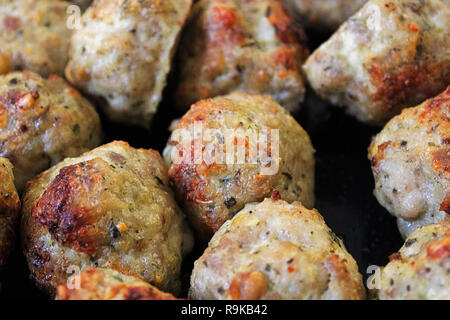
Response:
[224,197,237,209]
[8,78,17,85]
[31,160,107,255]
[109,221,121,239]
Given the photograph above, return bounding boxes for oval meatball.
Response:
[0,71,102,191]
[0,157,20,266]
[174,0,309,112]
[56,268,177,300]
[164,92,315,240]
[0,0,72,76]
[282,0,366,32]
[190,197,366,300]
[65,0,193,127]
[369,87,449,238]
[303,0,450,125]
[21,141,194,296]
[377,219,450,300]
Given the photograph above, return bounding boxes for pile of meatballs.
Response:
[0,0,448,300]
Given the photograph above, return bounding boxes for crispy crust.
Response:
[65,0,193,127]
[56,268,177,300]
[304,0,450,125]
[0,0,73,76]
[21,141,193,296]
[190,197,366,300]
[0,157,20,266]
[378,219,450,299]
[0,71,102,191]
[369,87,449,237]
[175,0,309,112]
[164,92,315,240]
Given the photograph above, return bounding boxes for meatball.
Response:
[0,0,72,76]
[0,71,102,191]
[65,0,193,127]
[164,92,315,240]
[56,268,177,300]
[21,141,194,296]
[303,0,450,125]
[0,157,20,266]
[368,87,449,238]
[282,0,366,32]
[377,219,450,300]
[190,197,366,300]
[174,0,309,112]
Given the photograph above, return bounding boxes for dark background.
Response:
[0,30,404,300]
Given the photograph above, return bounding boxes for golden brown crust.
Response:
[21,141,193,296]
[56,268,177,300]
[164,92,315,240]
[0,157,20,266]
[378,219,450,299]
[190,198,366,300]
[0,71,102,191]
[175,0,309,112]
[304,0,450,125]
[369,87,449,237]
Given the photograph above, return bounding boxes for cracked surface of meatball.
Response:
[369,87,449,238]
[164,92,315,240]
[65,0,193,127]
[190,197,366,300]
[56,268,177,300]
[377,219,450,300]
[0,71,102,191]
[304,0,450,125]
[282,0,366,32]
[0,0,73,76]
[175,0,309,112]
[0,157,20,266]
[21,141,193,297]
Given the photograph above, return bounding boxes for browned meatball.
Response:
[0,71,102,191]
[369,87,449,238]
[282,0,366,32]
[56,268,177,300]
[0,157,20,266]
[164,92,315,240]
[190,197,366,300]
[377,219,450,300]
[174,0,309,112]
[304,0,450,125]
[65,0,193,127]
[21,141,193,297]
[0,0,73,76]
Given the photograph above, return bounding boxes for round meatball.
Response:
[56,268,177,300]
[164,92,315,239]
[65,0,193,127]
[21,141,194,296]
[377,219,450,300]
[0,157,20,266]
[0,71,102,191]
[282,0,366,32]
[369,87,449,238]
[303,0,450,125]
[175,0,309,112]
[0,0,73,76]
[190,197,366,300]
